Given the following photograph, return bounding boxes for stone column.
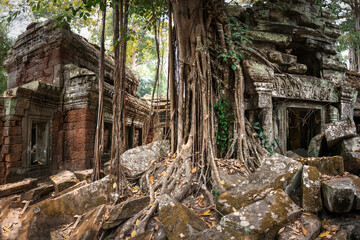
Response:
[339,86,357,120]
[254,82,273,145]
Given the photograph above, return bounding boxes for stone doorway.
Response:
[287,107,321,155]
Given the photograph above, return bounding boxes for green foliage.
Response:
[252,122,277,155]
[214,97,233,156]
[216,16,251,70]
[0,23,12,95]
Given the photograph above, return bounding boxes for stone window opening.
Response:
[287,107,321,156]
[291,48,321,78]
[30,121,50,166]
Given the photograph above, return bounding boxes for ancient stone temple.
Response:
[239,0,357,155]
[0,20,150,183]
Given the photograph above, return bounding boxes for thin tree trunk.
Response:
[355,0,360,72]
[168,0,176,153]
[110,0,129,194]
[93,0,106,182]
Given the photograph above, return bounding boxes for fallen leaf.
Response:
[211,221,216,227]
[192,167,197,173]
[301,226,307,236]
[136,219,140,226]
[232,207,237,212]
[237,179,241,183]
[220,180,225,185]
[154,217,160,222]
[2,227,9,233]
[319,231,330,237]
[149,176,154,184]
[162,171,167,177]
[278,227,285,234]
[113,182,117,189]
[172,153,176,159]
[131,230,136,238]
[302,212,311,216]
[202,210,211,216]
[149,202,156,207]
[155,224,159,230]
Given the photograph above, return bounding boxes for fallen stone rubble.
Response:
[1,139,360,240]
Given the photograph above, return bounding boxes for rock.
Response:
[0,178,38,198]
[322,177,355,213]
[277,213,321,240]
[217,154,302,215]
[324,119,356,148]
[247,31,292,46]
[321,58,347,72]
[342,137,360,152]
[17,176,109,239]
[347,174,360,210]
[243,60,274,82]
[22,183,54,202]
[306,156,344,176]
[187,225,257,240]
[220,189,302,239]
[343,152,360,175]
[132,231,154,240]
[103,196,150,229]
[69,204,107,240]
[287,63,308,74]
[307,133,325,157]
[74,169,104,182]
[267,50,297,66]
[50,170,79,193]
[302,166,322,212]
[331,230,348,240]
[121,140,170,179]
[286,150,301,159]
[54,180,87,197]
[158,194,207,240]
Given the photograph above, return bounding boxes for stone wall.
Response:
[238,0,357,154]
[0,20,150,183]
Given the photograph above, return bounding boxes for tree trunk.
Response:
[110,0,129,194]
[93,0,106,181]
[168,0,176,152]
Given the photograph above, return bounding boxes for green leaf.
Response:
[231,64,236,71]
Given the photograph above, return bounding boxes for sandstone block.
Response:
[322,178,355,213]
[49,170,79,193]
[217,154,302,215]
[0,178,37,198]
[220,189,301,239]
[158,194,207,240]
[18,176,109,239]
[302,165,322,212]
[277,213,321,240]
[69,204,107,240]
[343,152,360,175]
[307,133,325,157]
[324,119,356,148]
[306,156,344,176]
[287,63,307,74]
[121,140,170,179]
[103,196,150,229]
[23,183,54,202]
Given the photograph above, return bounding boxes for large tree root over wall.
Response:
[104,0,271,238]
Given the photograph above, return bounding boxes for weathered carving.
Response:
[272,74,338,102]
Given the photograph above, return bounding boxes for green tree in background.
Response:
[318,0,360,71]
[0,23,12,94]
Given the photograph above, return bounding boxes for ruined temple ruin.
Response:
[0,20,150,184]
[239,0,357,155]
